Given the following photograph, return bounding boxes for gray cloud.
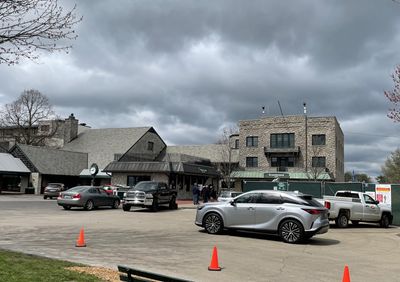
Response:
[2,0,400,179]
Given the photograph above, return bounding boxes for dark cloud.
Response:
[1,0,400,179]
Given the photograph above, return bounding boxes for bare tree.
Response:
[307,145,327,181]
[384,65,400,122]
[0,0,82,65]
[216,125,239,188]
[0,89,59,145]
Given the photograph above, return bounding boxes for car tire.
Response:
[380,214,390,228]
[122,205,131,212]
[203,212,224,234]
[279,219,305,244]
[63,205,71,210]
[84,200,94,211]
[169,197,178,210]
[151,198,159,212]
[43,196,47,200]
[336,212,349,228]
[112,199,120,209]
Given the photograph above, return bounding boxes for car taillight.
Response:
[73,193,81,199]
[302,208,324,215]
[324,201,331,209]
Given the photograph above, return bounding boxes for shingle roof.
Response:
[15,144,87,175]
[166,144,239,163]
[62,127,151,168]
[0,153,30,174]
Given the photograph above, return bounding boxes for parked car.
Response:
[57,186,120,210]
[43,183,66,199]
[195,190,329,243]
[102,185,117,195]
[321,191,393,228]
[217,190,242,202]
[122,181,177,212]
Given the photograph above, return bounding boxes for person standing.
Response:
[202,185,210,203]
[192,183,199,205]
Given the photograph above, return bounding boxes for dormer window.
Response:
[147,141,154,151]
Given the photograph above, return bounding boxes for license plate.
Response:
[64,195,72,199]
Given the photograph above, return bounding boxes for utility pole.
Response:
[303,102,308,174]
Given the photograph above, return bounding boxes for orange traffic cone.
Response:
[75,227,86,247]
[208,246,221,271]
[342,265,350,282]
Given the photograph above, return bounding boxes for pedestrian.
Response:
[202,185,210,203]
[192,183,199,205]
[210,185,216,201]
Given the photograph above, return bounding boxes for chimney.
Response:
[64,113,79,144]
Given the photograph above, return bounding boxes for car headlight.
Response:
[145,193,153,199]
[123,192,127,197]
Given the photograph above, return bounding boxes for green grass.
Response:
[0,249,105,282]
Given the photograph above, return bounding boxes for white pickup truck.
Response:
[321,191,393,228]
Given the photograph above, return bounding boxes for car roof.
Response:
[245,190,307,196]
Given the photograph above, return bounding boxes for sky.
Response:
[1,0,400,180]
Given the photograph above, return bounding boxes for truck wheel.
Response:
[122,205,131,212]
[151,198,159,212]
[203,212,223,234]
[169,197,178,210]
[279,219,305,243]
[336,213,349,228]
[380,214,390,228]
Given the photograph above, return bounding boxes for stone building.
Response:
[230,115,344,189]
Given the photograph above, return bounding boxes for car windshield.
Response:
[132,182,158,192]
[67,186,88,192]
[48,183,62,188]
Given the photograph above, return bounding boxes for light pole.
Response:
[303,102,308,174]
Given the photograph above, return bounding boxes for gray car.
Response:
[57,186,120,210]
[44,183,66,199]
[195,190,329,243]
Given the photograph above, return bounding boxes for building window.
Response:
[246,157,258,167]
[312,134,326,145]
[270,133,295,148]
[246,136,258,147]
[271,157,295,167]
[147,141,154,151]
[40,125,50,132]
[312,157,326,167]
[235,139,239,149]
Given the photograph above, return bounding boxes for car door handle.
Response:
[247,207,255,211]
[276,207,285,210]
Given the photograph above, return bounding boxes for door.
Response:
[362,194,381,221]
[253,192,284,230]
[224,193,256,228]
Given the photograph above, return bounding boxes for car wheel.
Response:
[380,214,390,228]
[112,199,120,209]
[203,212,223,234]
[63,205,71,210]
[279,219,304,244]
[169,197,177,210]
[336,212,349,228]
[84,200,94,211]
[43,196,47,200]
[151,198,159,212]
[122,205,131,212]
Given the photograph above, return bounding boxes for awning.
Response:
[0,153,30,174]
[79,169,111,179]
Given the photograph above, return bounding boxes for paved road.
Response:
[0,195,400,282]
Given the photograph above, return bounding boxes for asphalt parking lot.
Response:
[1,195,400,282]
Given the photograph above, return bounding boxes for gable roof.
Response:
[10,144,87,176]
[62,127,151,168]
[0,153,30,174]
[166,144,239,163]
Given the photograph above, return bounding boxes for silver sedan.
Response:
[195,190,329,243]
[57,186,120,210]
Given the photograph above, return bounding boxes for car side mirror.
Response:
[375,200,380,205]
[230,200,236,206]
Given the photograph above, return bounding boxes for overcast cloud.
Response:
[1,0,400,180]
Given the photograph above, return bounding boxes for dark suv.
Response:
[44,183,66,199]
[122,181,177,212]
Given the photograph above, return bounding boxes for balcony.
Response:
[264,146,300,156]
